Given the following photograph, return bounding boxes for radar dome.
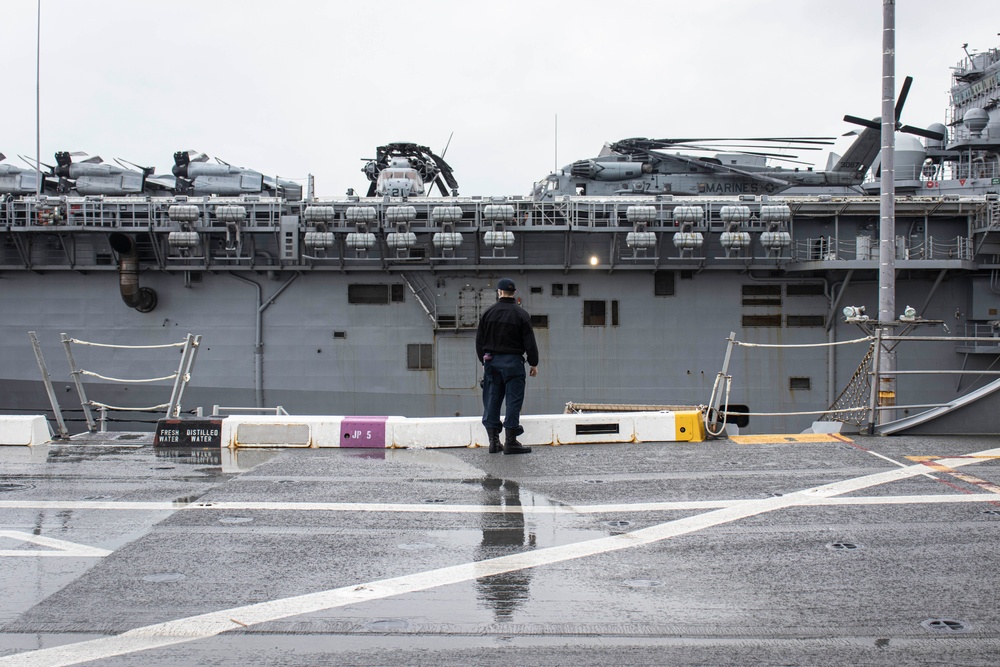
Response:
[894,134,927,180]
[925,123,948,149]
[963,108,989,137]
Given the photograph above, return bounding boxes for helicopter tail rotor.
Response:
[115,157,155,177]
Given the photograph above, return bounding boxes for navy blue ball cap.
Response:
[497,278,516,292]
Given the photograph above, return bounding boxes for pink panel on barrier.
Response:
[340,417,389,448]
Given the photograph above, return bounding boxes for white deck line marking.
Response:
[1,493,999,514]
[841,441,939,479]
[0,500,730,513]
[0,531,111,558]
[864,448,936,476]
[196,500,737,513]
[4,446,998,667]
[0,501,178,511]
[813,494,1000,505]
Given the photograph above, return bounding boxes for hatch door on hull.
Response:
[437,336,477,390]
[456,286,496,328]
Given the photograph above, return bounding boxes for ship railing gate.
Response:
[29,331,201,435]
[862,329,1000,434]
[708,328,1000,436]
[706,332,875,438]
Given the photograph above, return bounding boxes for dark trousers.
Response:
[481,353,526,435]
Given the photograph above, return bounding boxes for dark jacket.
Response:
[476,297,539,366]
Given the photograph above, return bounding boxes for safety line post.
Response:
[708,331,737,435]
[28,331,69,439]
[867,328,883,435]
[167,333,201,418]
[61,332,96,433]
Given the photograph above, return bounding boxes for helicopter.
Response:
[171,151,303,200]
[361,141,459,197]
[0,152,149,196]
[52,151,150,195]
[3,150,302,199]
[0,153,48,195]
[534,76,943,199]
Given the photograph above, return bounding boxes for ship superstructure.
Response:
[3,44,1000,434]
[904,44,1000,196]
[2,190,998,434]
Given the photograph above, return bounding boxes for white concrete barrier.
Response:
[391,417,475,449]
[551,413,636,445]
[221,410,705,449]
[220,416,334,448]
[0,416,53,446]
[805,421,849,434]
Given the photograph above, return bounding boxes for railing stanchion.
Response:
[61,333,97,433]
[28,331,70,439]
[867,328,883,435]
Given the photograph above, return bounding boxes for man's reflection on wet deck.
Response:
[476,477,535,622]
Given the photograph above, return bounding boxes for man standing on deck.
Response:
[476,278,538,455]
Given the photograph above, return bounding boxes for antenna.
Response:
[440,131,454,158]
[35,0,41,197]
[554,113,558,172]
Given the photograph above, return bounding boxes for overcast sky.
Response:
[3,0,998,196]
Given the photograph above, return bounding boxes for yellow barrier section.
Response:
[730,433,853,444]
[674,411,706,442]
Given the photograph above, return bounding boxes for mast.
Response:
[35,0,41,198]
[877,0,897,423]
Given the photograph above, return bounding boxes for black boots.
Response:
[487,429,502,454]
[503,429,532,455]
[486,428,531,455]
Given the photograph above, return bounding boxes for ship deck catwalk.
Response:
[1,433,999,665]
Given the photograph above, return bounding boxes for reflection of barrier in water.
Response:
[29,331,200,434]
[154,447,222,466]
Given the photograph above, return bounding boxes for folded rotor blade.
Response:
[899,124,945,141]
[895,76,913,120]
[843,115,882,131]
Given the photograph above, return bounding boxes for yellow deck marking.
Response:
[905,456,1000,495]
[906,455,1000,461]
[730,433,853,444]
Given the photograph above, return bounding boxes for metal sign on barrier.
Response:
[340,417,388,448]
[154,417,223,447]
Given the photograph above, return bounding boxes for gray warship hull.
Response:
[2,194,999,434]
[4,43,1000,435]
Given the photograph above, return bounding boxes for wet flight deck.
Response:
[1,433,999,666]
